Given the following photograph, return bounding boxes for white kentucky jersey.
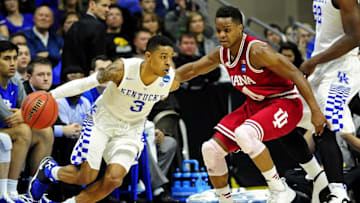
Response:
[100,58,174,123]
[312,0,358,56]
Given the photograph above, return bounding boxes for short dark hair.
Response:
[27,57,53,75]
[134,28,152,39]
[146,35,173,52]
[216,6,243,24]
[90,55,111,71]
[264,23,282,37]
[279,42,304,68]
[179,32,196,44]
[0,41,18,55]
[9,32,27,45]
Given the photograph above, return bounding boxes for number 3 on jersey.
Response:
[313,4,322,24]
[130,100,145,112]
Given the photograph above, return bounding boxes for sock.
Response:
[51,166,60,181]
[153,187,164,196]
[63,196,76,203]
[215,185,233,203]
[7,179,17,194]
[262,167,285,191]
[0,179,7,197]
[300,156,323,179]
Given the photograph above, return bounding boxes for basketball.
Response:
[21,91,58,129]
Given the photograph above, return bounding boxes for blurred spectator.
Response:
[0,0,34,34]
[23,5,63,66]
[52,66,92,165]
[0,41,53,202]
[155,0,175,18]
[61,0,110,80]
[105,5,133,59]
[133,28,152,59]
[0,14,9,37]
[57,12,80,38]
[54,0,82,31]
[264,23,282,46]
[295,23,314,60]
[284,24,294,42]
[139,12,175,42]
[23,57,53,93]
[185,11,217,57]
[82,55,112,104]
[139,0,155,13]
[279,41,303,68]
[164,0,211,40]
[173,32,219,90]
[9,31,26,45]
[14,43,31,81]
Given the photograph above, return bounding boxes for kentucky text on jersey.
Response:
[230,75,256,86]
[120,88,166,102]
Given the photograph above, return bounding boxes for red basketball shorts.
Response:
[214,97,303,152]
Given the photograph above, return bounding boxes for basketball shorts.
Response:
[298,55,360,134]
[214,97,303,152]
[70,100,145,172]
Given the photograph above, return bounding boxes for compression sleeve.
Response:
[50,72,100,99]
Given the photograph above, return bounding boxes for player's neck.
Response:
[0,77,9,89]
[229,33,243,59]
[140,62,158,86]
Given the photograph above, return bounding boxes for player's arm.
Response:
[51,59,124,99]
[300,0,360,76]
[175,47,221,82]
[250,42,328,135]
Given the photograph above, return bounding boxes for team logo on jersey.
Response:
[241,60,246,73]
[163,75,170,83]
[337,71,349,84]
[272,108,288,128]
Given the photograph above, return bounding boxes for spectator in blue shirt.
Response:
[0,0,34,34]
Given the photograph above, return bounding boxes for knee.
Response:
[12,123,32,146]
[201,139,228,176]
[104,169,124,189]
[234,124,265,158]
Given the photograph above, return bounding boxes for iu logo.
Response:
[272,108,288,128]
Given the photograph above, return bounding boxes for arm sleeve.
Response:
[50,72,100,99]
[11,77,27,108]
[0,99,12,122]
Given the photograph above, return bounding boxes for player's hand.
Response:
[4,108,23,127]
[311,109,329,136]
[63,123,82,138]
[300,59,317,77]
[155,129,165,144]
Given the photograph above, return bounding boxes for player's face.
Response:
[29,64,52,91]
[215,17,243,48]
[0,50,17,78]
[148,45,174,77]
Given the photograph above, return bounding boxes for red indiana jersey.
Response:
[220,34,297,101]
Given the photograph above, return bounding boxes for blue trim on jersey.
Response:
[0,81,19,127]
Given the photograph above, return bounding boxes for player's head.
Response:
[215,6,244,48]
[145,35,174,77]
[27,57,53,91]
[0,41,18,79]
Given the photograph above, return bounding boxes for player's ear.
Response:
[145,51,151,60]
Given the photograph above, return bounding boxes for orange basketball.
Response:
[21,91,58,129]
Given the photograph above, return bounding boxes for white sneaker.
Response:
[267,178,296,203]
[311,171,328,203]
[0,193,15,203]
[327,183,350,203]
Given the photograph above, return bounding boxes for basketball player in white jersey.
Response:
[298,0,360,202]
[28,35,180,203]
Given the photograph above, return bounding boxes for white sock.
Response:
[0,179,7,197]
[7,179,17,194]
[300,156,322,179]
[262,167,285,191]
[63,196,76,203]
[215,185,233,203]
[52,166,60,181]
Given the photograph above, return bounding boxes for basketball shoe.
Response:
[29,156,58,201]
[267,178,296,203]
[327,183,351,203]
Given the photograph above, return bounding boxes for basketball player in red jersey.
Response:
[176,6,329,203]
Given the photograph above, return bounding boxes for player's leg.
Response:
[28,127,54,176]
[201,135,232,203]
[0,133,13,202]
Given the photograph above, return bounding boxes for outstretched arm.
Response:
[51,59,124,99]
[301,0,360,75]
[175,47,221,82]
[250,42,328,135]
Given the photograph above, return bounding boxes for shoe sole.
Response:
[28,156,53,201]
